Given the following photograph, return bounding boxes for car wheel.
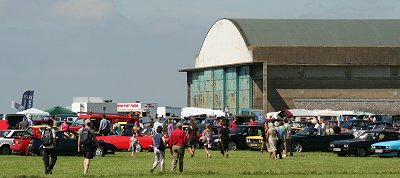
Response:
[228,142,237,151]
[0,146,11,155]
[38,148,44,156]
[195,142,202,149]
[292,142,303,152]
[136,144,143,152]
[356,148,367,157]
[95,146,105,157]
[397,150,400,158]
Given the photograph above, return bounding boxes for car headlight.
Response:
[344,145,349,148]
[371,146,375,149]
[386,146,391,149]
[214,139,220,143]
[330,144,334,147]
[246,139,250,142]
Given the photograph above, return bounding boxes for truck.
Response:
[157,106,182,118]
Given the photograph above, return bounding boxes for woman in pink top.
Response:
[60,119,69,131]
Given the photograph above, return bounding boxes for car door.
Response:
[57,131,78,154]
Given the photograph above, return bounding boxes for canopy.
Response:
[17,108,49,115]
[181,107,222,118]
[44,106,76,115]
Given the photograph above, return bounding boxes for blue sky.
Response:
[1,0,399,113]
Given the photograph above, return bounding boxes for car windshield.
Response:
[393,119,400,126]
[0,131,10,137]
[230,127,244,135]
[357,132,377,140]
[296,127,315,136]
[73,119,84,126]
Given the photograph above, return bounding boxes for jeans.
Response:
[43,148,57,172]
[152,148,165,172]
[276,139,283,159]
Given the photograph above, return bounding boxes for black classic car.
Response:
[291,127,354,152]
[330,130,400,157]
[28,130,116,157]
[213,125,264,151]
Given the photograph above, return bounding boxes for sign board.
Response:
[117,103,142,112]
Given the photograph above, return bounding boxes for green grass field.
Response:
[1,150,399,178]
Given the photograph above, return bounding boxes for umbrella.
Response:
[44,106,76,115]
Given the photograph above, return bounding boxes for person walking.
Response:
[150,126,166,173]
[186,118,199,158]
[261,123,269,153]
[169,122,187,173]
[41,119,57,174]
[267,123,277,160]
[129,130,139,158]
[167,119,174,137]
[283,118,293,156]
[202,124,213,158]
[78,119,100,176]
[278,120,287,157]
[97,114,111,136]
[275,122,284,159]
[219,118,230,158]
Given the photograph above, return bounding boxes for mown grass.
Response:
[1,150,399,178]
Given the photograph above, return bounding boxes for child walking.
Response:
[202,124,213,158]
[129,130,139,158]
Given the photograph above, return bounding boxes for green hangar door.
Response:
[190,66,252,115]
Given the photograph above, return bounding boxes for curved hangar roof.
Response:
[195,18,400,68]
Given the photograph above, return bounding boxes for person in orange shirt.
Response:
[169,123,187,173]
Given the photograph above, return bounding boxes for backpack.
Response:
[81,128,93,146]
[41,128,53,146]
[157,135,165,151]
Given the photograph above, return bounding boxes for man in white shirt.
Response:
[153,117,163,134]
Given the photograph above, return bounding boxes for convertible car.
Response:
[96,126,157,152]
[371,140,400,157]
[28,130,116,157]
[330,130,400,157]
[291,127,354,152]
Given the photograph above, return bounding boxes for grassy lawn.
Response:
[1,150,399,178]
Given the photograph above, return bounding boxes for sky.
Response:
[1,0,400,113]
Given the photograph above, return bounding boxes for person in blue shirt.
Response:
[275,121,283,159]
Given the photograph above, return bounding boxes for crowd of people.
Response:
[36,114,305,176]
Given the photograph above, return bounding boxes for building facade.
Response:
[180,19,400,115]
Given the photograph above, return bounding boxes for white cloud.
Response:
[50,0,114,22]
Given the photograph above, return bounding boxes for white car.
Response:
[0,130,31,155]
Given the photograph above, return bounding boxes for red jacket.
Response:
[169,128,187,147]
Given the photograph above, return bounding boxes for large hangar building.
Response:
[180,19,400,115]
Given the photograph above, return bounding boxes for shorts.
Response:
[130,145,137,152]
[188,139,197,148]
[82,146,94,159]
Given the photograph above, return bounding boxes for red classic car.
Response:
[96,134,154,152]
[10,136,31,155]
[96,126,169,152]
[11,126,52,155]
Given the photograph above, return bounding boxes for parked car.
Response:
[0,130,31,155]
[213,125,263,151]
[96,125,159,152]
[330,130,400,157]
[291,127,354,152]
[371,140,400,158]
[28,130,116,157]
[10,125,57,155]
[340,120,371,133]
[291,121,314,135]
